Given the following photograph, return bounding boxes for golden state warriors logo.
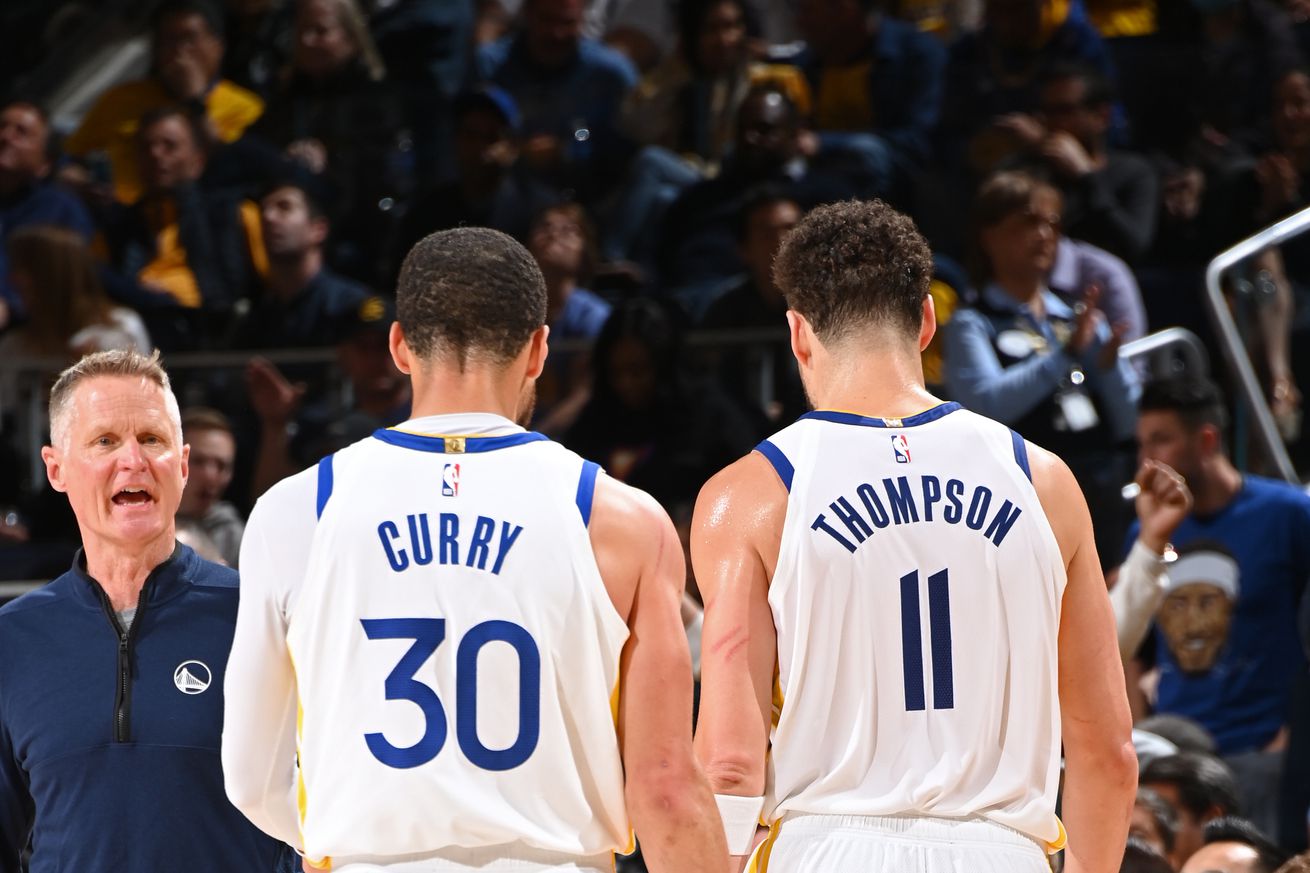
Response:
[174,660,212,695]
[892,434,911,464]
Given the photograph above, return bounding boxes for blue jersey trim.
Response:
[316,453,335,518]
[372,430,550,453]
[755,440,794,492]
[801,402,962,429]
[1010,429,1032,482]
[575,461,601,527]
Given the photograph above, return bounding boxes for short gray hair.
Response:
[48,349,181,448]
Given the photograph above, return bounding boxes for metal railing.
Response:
[1118,327,1209,378]
[1203,204,1310,485]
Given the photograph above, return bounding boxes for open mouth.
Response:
[112,487,155,506]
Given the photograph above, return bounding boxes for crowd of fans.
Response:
[1,0,1309,868]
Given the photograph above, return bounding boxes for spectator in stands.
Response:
[1132,787,1181,861]
[529,203,610,435]
[606,0,809,264]
[393,87,555,273]
[1118,377,1310,839]
[221,0,295,99]
[231,179,368,349]
[250,0,413,285]
[699,186,805,430]
[940,0,1115,175]
[0,99,94,327]
[1182,818,1291,873]
[1138,713,1223,756]
[247,293,410,497]
[563,298,756,507]
[790,0,947,194]
[476,0,639,202]
[0,226,151,361]
[102,105,265,347]
[1002,63,1159,263]
[1122,837,1177,873]
[64,0,264,204]
[944,170,1138,566]
[368,0,474,99]
[1141,752,1243,869]
[177,407,243,566]
[657,84,864,305]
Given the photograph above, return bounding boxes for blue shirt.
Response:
[0,545,292,872]
[1127,476,1310,754]
[0,180,95,312]
[944,283,1140,442]
[552,287,611,340]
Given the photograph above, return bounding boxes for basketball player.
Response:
[222,228,729,873]
[692,200,1137,873]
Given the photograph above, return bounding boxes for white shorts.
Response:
[327,844,615,873]
[750,814,1051,873]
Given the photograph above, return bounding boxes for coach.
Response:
[0,350,290,872]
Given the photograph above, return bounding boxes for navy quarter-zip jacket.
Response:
[0,544,291,872]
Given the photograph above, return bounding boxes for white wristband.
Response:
[715,794,765,855]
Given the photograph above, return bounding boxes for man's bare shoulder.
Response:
[1024,441,1091,559]
[696,450,789,531]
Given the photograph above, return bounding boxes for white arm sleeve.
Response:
[1109,539,1169,663]
[222,469,318,849]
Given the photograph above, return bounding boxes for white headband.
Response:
[1165,551,1240,600]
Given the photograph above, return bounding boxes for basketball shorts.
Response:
[749,813,1052,872]
[327,844,614,873]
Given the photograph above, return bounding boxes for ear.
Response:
[919,293,938,352]
[309,216,330,248]
[389,322,413,375]
[1197,423,1222,457]
[787,310,814,370]
[179,441,190,488]
[42,445,67,494]
[525,324,550,381]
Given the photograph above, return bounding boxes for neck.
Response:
[994,274,1044,309]
[810,343,939,417]
[82,530,175,612]
[408,362,527,423]
[544,273,576,323]
[266,249,322,300]
[1190,456,1243,516]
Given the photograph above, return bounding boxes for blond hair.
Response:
[48,349,181,448]
[297,0,385,81]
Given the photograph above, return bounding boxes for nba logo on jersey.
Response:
[892,434,911,464]
[442,463,460,496]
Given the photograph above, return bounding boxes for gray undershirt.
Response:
[116,607,137,633]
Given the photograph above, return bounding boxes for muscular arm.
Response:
[589,475,729,873]
[690,453,784,864]
[1031,445,1137,873]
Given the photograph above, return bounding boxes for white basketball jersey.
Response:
[285,428,631,861]
[757,403,1067,848]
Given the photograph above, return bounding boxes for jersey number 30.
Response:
[361,618,541,771]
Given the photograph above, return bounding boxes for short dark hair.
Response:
[181,406,233,437]
[0,97,58,165]
[396,227,546,365]
[1121,837,1174,873]
[734,184,800,242]
[968,170,1060,287]
[675,0,762,69]
[1041,61,1115,107]
[1140,753,1241,820]
[773,199,933,341]
[152,0,224,39]
[261,177,329,221]
[1202,817,1290,873]
[1135,787,1179,854]
[1139,376,1229,435]
[137,104,210,155]
[1136,714,1218,756]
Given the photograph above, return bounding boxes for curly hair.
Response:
[772,199,933,341]
[396,227,547,366]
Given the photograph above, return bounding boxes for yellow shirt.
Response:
[135,197,267,309]
[66,78,263,204]
[815,60,875,132]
